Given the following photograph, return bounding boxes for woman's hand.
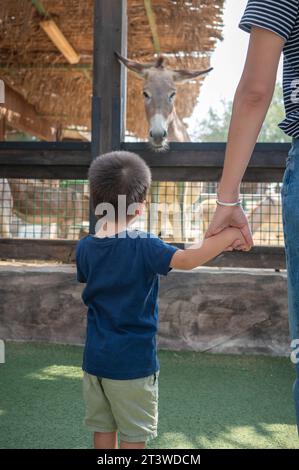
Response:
[204,204,254,251]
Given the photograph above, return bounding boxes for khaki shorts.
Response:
[83,371,159,443]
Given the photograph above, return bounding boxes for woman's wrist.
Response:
[217,184,240,203]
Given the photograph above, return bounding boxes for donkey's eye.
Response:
[143,91,150,99]
[169,91,176,101]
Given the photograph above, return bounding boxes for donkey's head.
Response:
[116,53,212,151]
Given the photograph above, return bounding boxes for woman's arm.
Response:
[205,26,285,248]
[170,227,245,270]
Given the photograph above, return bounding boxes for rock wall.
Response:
[158,267,289,356]
[0,264,290,356]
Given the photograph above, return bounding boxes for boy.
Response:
[76,150,246,449]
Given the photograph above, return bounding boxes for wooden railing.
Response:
[0,141,290,269]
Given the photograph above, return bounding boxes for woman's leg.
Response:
[281,140,299,434]
[294,364,299,433]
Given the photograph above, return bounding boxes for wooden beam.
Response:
[0,141,289,180]
[0,239,77,263]
[32,0,80,65]
[0,84,56,141]
[121,142,290,168]
[144,0,161,54]
[0,238,286,269]
[0,64,92,71]
[40,20,80,65]
[0,141,91,178]
[62,129,90,141]
[207,245,286,270]
[122,142,290,182]
[0,114,5,140]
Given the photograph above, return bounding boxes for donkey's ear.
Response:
[115,52,152,79]
[172,67,213,84]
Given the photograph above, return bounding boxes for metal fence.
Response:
[0,178,89,240]
[0,178,284,246]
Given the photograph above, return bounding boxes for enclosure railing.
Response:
[0,0,290,268]
[0,141,290,269]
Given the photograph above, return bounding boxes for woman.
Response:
[205,0,299,432]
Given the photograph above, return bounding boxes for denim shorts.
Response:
[83,370,159,443]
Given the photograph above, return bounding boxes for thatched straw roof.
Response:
[0,0,224,140]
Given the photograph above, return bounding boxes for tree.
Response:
[190,83,292,143]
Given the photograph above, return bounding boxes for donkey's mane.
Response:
[155,56,165,69]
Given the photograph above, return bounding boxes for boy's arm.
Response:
[170,227,245,270]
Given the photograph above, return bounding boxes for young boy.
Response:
[76,150,246,449]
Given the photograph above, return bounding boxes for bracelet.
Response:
[216,199,242,207]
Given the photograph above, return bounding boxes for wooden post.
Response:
[0,114,5,141]
[89,0,128,233]
[92,0,127,155]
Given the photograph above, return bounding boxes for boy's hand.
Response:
[204,226,248,252]
[227,227,247,251]
[172,225,249,270]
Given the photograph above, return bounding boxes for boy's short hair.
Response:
[88,151,152,213]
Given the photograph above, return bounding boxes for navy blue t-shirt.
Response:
[76,230,178,380]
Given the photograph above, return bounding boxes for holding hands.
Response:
[204,202,254,252]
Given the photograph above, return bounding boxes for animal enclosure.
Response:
[0,178,285,246]
[0,0,290,269]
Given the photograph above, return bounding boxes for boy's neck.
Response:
[94,219,130,238]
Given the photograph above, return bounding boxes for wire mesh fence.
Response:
[0,178,284,246]
[0,179,90,240]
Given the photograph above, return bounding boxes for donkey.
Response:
[116,53,212,241]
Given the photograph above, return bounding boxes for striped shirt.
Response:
[239,0,299,138]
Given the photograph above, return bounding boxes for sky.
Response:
[186,0,283,131]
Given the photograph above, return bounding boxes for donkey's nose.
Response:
[149,129,168,140]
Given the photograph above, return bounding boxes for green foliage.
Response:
[192,83,292,143]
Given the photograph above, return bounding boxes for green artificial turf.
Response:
[0,341,298,449]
